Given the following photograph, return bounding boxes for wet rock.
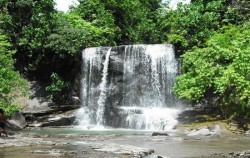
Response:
[27,109,77,127]
[144,155,169,158]
[4,121,22,135]
[92,143,154,157]
[22,81,55,116]
[212,150,250,158]
[21,82,81,127]
[187,126,210,137]
[152,132,169,136]
[209,124,221,136]
[71,96,81,105]
[187,125,222,137]
[245,130,250,136]
[8,112,27,129]
[31,149,64,156]
[63,150,77,156]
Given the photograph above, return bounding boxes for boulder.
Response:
[187,125,221,137]
[27,109,78,127]
[5,121,22,131]
[8,112,27,129]
[187,127,210,137]
[152,132,169,136]
[245,130,250,136]
[22,81,56,116]
[209,124,221,136]
[22,81,81,127]
[28,109,77,127]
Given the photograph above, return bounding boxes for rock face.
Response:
[23,81,57,115]
[21,44,180,129]
[79,44,180,130]
[22,81,80,127]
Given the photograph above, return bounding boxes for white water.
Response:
[122,44,178,108]
[78,44,181,131]
[96,48,112,126]
[81,47,102,108]
[120,107,180,131]
[77,47,104,128]
[74,107,93,129]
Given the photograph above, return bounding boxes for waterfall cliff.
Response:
[77,44,181,131]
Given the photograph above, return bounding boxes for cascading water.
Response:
[96,48,111,126]
[76,44,181,131]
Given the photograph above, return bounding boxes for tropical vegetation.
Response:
[0,0,249,120]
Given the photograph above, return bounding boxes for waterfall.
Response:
[121,44,179,130]
[122,45,178,107]
[96,48,111,126]
[77,44,181,131]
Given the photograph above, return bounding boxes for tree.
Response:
[46,12,108,56]
[0,0,55,74]
[43,12,112,103]
[0,35,28,115]
[174,23,250,119]
[71,0,162,44]
[70,0,117,45]
[158,0,240,55]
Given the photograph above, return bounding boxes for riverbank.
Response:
[177,109,250,135]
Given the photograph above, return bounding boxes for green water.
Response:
[24,127,153,135]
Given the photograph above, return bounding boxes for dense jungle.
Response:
[0,0,249,121]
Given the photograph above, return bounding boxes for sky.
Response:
[54,0,191,12]
[54,0,79,12]
[164,0,191,9]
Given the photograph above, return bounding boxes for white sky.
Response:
[54,0,79,12]
[163,0,191,9]
[54,0,191,13]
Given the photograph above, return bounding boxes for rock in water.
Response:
[152,132,169,136]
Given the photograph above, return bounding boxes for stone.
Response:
[245,130,250,136]
[5,121,22,132]
[152,132,169,136]
[92,143,154,157]
[27,109,78,127]
[8,112,27,129]
[22,81,56,116]
[187,127,210,137]
[209,124,221,136]
[21,81,81,127]
[187,125,222,137]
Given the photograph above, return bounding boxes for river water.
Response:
[0,128,249,158]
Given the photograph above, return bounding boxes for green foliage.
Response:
[0,0,55,72]
[46,12,108,56]
[230,0,250,24]
[71,0,162,44]
[158,0,241,53]
[71,0,117,45]
[1,0,250,120]
[174,23,250,118]
[45,73,68,102]
[0,35,28,115]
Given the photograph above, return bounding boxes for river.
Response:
[0,128,249,158]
